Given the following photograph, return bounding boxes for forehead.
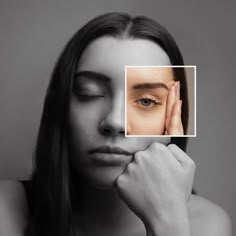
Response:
[77,37,171,74]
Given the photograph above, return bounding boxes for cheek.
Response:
[127,106,166,135]
[69,106,95,141]
[69,97,105,132]
[68,101,127,190]
[68,99,103,153]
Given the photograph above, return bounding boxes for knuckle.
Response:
[150,142,165,151]
[158,144,168,154]
[188,158,196,169]
[127,163,135,173]
[168,143,177,150]
[116,175,125,187]
[191,160,196,169]
[134,152,143,163]
[150,142,159,149]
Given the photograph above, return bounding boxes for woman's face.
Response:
[69,37,173,189]
[127,67,174,135]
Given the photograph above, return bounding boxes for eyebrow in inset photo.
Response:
[125,66,196,137]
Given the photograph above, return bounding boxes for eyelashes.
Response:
[134,95,161,109]
[73,82,162,110]
[75,93,162,111]
[73,85,105,102]
[75,93,105,102]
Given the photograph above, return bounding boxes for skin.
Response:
[126,67,183,135]
[0,37,231,236]
[69,37,173,190]
[68,36,192,235]
[165,80,184,135]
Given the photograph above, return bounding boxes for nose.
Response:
[98,92,125,137]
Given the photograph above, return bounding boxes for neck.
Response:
[72,181,145,235]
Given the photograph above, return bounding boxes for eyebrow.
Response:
[74,70,111,82]
[132,82,168,90]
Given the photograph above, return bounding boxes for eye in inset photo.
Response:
[125,66,196,137]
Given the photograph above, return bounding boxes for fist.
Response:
[116,142,195,227]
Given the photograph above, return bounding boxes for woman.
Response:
[0,12,231,236]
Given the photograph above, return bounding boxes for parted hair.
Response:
[25,12,189,236]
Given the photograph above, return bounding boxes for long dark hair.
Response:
[25,12,189,236]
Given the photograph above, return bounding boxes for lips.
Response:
[88,146,133,166]
[89,146,132,155]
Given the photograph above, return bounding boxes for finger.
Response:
[177,81,184,134]
[167,144,194,167]
[168,100,183,135]
[165,83,176,129]
[178,100,184,134]
[176,81,180,100]
[179,116,184,134]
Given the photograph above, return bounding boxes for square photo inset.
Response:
[125,66,196,137]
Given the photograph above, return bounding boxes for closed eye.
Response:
[75,94,105,101]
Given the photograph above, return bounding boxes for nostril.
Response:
[118,130,125,135]
[99,122,125,137]
[101,127,112,136]
[98,111,125,137]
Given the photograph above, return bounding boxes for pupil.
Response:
[141,99,151,106]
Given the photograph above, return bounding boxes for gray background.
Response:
[0,0,235,232]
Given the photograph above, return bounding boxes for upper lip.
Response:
[89,146,132,155]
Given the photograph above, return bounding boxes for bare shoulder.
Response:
[0,180,28,235]
[189,194,232,236]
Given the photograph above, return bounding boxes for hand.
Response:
[116,142,195,236]
[165,81,184,135]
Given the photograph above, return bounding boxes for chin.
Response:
[81,166,125,190]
